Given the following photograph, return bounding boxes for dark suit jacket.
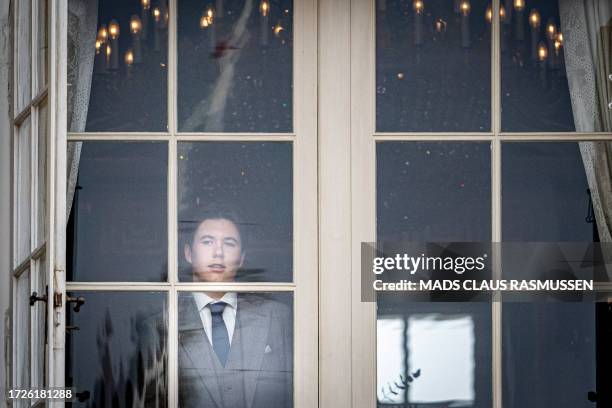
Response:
[177,293,293,408]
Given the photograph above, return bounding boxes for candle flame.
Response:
[556,32,564,44]
[125,49,134,66]
[98,25,108,42]
[130,15,142,34]
[108,20,120,39]
[260,0,270,17]
[513,0,524,11]
[460,1,471,16]
[153,7,161,22]
[106,44,112,57]
[435,18,447,33]
[95,40,102,53]
[141,0,150,10]
[547,20,557,39]
[499,5,506,22]
[537,42,548,61]
[529,9,540,27]
[485,5,492,23]
[413,0,424,13]
[200,14,211,28]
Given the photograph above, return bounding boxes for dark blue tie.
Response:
[209,302,230,366]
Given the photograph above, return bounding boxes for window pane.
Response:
[376,0,491,132]
[16,0,32,112]
[37,0,49,91]
[177,0,293,132]
[502,142,602,406]
[65,292,167,407]
[376,142,492,407]
[502,142,593,241]
[67,0,168,132]
[177,291,293,408]
[178,142,293,282]
[501,0,610,132]
[33,256,47,388]
[377,142,491,242]
[16,118,32,264]
[15,270,31,401]
[37,101,48,246]
[67,142,168,282]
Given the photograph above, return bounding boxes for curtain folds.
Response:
[560,0,612,245]
[66,0,98,219]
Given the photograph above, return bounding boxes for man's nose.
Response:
[213,242,224,257]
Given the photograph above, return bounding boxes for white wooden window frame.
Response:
[319,0,612,407]
[10,0,55,406]
[63,0,318,407]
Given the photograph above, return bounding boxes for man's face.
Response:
[184,218,245,283]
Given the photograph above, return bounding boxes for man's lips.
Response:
[208,264,226,272]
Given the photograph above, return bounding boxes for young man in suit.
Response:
[178,211,293,408]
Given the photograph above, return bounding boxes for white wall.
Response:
[0,0,12,406]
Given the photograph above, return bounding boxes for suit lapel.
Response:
[178,295,224,408]
[227,295,271,408]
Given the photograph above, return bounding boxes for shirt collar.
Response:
[193,292,238,312]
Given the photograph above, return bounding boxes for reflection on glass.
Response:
[17,0,31,112]
[177,291,293,408]
[377,301,491,407]
[178,0,293,132]
[502,141,603,406]
[17,118,32,264]
[67,142,168,282]
[178,142,292,282]
[15,270,31,400]
[67,0,168,132]
[376,141,492,407]
[377,142,491,242]
[502,0,611,132]
[66,292,167,407]
[376,0,491,132]
[503,303,597,408]
[37,101,48,246]
[502,142,594,241]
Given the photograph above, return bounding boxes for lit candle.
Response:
[141,0,150,39]
[260,0,270,46]
[413,0,424,46]
[460,1,471,48]
[153,7,161,51]
[125,49,134,77]
[206,6,216,50]
[513,0,525,41]
[130,15,142,64]
[529,9,540,62]
[96,25,108,71]
[555,32,565,76]
[105,43,112,71]
[500,6,507,52]
[537,41,548,86]
[108,19,120,70]
[546,18,557,69]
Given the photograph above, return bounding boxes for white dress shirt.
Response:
[192,292,238,345]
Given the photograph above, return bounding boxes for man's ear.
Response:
[184,243,193,264]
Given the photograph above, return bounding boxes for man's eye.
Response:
[201,239,213,245]
[224,241,236,247]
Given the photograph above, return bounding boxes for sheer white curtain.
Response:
[66,0,98,218]
[560,0,612,244]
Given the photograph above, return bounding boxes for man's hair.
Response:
[180,207,246,253]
